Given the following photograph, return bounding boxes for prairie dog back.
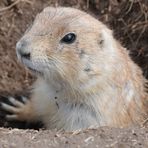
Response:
[1,7,147,131]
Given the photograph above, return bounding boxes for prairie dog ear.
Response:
[99,28,115,51]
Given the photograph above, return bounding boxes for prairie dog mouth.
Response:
[21,58,44,76]
[27,67,43,75]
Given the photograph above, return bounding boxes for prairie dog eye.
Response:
[61,33,76,44]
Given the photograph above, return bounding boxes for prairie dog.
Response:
[1,7,147,131]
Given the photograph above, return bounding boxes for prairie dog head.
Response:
[16,7,125,88]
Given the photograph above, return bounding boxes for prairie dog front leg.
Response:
[1,96,37,122]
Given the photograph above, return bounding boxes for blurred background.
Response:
[0,0,147,94]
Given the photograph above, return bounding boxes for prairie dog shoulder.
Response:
[2,7,147,131]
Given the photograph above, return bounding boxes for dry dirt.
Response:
[0,0,148,147]
[0,126,148,148]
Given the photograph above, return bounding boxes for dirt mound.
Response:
[0,126,148,148]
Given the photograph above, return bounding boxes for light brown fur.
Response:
[1,7,148,131]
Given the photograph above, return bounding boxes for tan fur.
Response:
[2,7,147,131]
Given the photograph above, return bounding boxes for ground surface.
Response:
[0,0,148,147]
[0,126,148,148]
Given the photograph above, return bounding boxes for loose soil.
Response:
[0,126,148,148]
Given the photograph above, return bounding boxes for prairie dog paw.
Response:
[0,96,33,122]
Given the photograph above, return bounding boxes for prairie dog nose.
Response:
[16,39,31,60]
